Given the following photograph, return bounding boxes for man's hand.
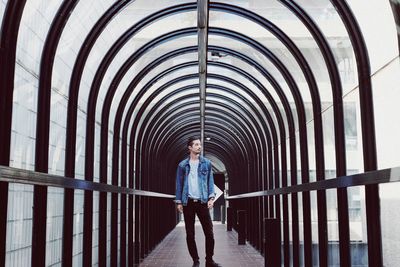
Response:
[177,204,183,213]
[207,199,214,209]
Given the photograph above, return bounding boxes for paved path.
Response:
[139,222,264,267]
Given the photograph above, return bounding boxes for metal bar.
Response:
[227,166,400,198]
[330,1,382,266]
[0,165,175,198]
[198,0,209,152]
[33,2,78,266]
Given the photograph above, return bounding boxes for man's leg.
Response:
[197,203,215,262]
[183,202,199,261]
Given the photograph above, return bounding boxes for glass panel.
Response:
[297,193,304,266]
[12,0,62,170]
[208,34,299,131]
[121,53,198,131]
[107,34,197,130]
[73,190,84,267]
[310,191,319,266]
[92,191,99,266]
[10,64,37,170]
[373,57,400,169]
[48,88,67,175]
[0,0,7,24]
[348,186,368,266]
[288,193,293,266]
[380,182,400,267]
[46,187,64,267]
[107,193,111,265]
[6,184,34,267]
[346,0,397,73]
[210,1,329,120]
[344,89,363,175]
[322,104,336,179]
[326,189,340,266]
[295,0,358,96]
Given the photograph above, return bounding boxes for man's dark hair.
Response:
[187,136,201,147]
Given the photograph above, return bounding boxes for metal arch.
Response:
[157,122,249,180]
[112,47,292,210]
[97,27,302,192]
[90,29,298,207]
[206,46,293,250]
[161,126,248,183]
[33,1,79,265]
[138,119,247,194]
[164,130,242,188]
[127,80,272,193]
[208,28,307,262]
[139,99,258,166]
[0,1,27,265]
[278,2,338,264]
[128,74,271,162]
[106,50,288,247]
[117,71,271,183]
[89,33,195,266]
[329,1,381,266]
[135,99,260,179]
[136,101,264,198]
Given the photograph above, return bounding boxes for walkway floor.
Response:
[139,221,264,267]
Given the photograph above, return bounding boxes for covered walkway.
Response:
[139,222,264,267]
[2,0,400,267]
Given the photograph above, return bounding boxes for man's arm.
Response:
[175,165,184,213]
[207,161,215,200]
[175,164,183,206]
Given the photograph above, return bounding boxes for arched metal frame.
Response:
[0,0,388,266]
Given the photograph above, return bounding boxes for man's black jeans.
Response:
[183,199,215,262]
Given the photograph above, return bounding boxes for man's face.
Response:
[188,139,202,155]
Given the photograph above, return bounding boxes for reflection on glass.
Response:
[348,186,367,266]
[326,189,339,266]
[73,190,84,266]
[380,183,400,267]
[6,184,34,267]
[46,187,64,266]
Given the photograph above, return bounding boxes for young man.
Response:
[175,136,221,267]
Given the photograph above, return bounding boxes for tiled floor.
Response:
[139,222,264,267]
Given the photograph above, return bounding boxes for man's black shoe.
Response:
[192,260,200,267]
[206,260,221,267]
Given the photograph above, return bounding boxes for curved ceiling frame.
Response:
[132,89,264,187]
[136,100,263,198]
[153,121,250,191]
[114,46,296,211]
[163,130,241,190]
[159,125,249,192]
[133,95,252,164]
[0,1,27,265]
[94,27,304,201]
[136,98,259,180]
[97,27,304,200]
[124,75,275,191]
[0,0,381,266]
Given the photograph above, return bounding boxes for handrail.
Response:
[0,165,174,198]
[227,166,400,199]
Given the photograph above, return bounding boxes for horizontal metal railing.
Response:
[227,166,400,199]
[0,165,175,198]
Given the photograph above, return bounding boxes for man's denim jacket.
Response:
[175,156,215,206]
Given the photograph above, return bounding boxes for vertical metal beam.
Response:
[330,1,382,266]
[33,1,78,266]
[0,1,27,266]
[198,0,209,151]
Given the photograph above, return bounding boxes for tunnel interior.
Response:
[2,0,400,266]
